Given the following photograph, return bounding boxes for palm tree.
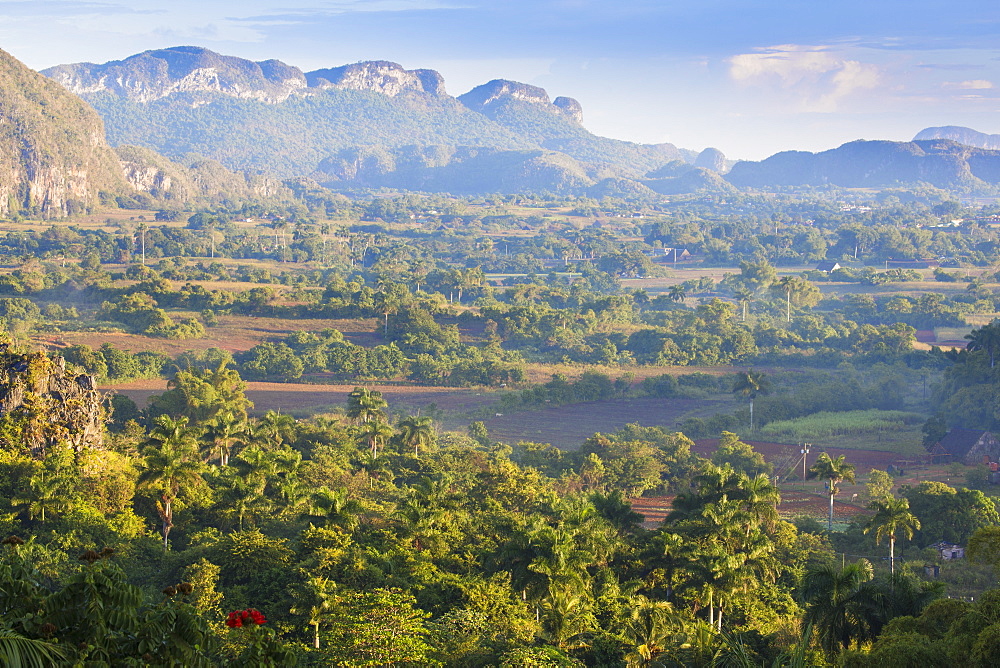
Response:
[0,628,66,667]
[397,415,435,457]
[667,284,687,303]
[620,596,681,668]
[309,486,362,530]
[289,576,334,649]
[138,416,206,549]
[358,450,392,490]
[200,412,249,466]
[731,369,770,432]
[346,387,388,425]
[13,468,73,522]
[802,560,879,657]
[776,276,798,322]
[734,288,752,321]
[809,453,856,531]
[253,411,297,450]
[863,497,920,574]
[965,319,1000,368]
[358,419,393,458]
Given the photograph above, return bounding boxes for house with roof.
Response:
[930,541,965,560]
[929,428,1000,465]
[815,260,841,273]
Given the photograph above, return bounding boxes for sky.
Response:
[3,0,1000,160]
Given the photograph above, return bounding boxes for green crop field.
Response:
[758,409,928,455]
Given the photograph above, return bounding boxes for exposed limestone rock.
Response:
[458,80,585,124]
[553,96,583,124]
[0,351,105,457]
[306,61,446,97]
[43,46,307,103]
[694,147,728,173]
[0,48,127,219]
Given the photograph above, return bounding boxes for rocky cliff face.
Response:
[0,351,104,456]
[694,147,729,173]
[43,46,308,103]
[459,80,584,124]
[116,145,292,203]
[0,48,127,219]
[306,61,446,97]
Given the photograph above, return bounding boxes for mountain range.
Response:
[6,42,1000,216]
[42,46,728,195]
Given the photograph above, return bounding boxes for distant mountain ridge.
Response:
[725,138,1000,190]
[42,46,731,195]
[914,126,1000,151]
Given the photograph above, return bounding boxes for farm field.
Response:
[693,438,929,475]
[482,396,737,449]
[629,491,870,529]
[40,315,382,357]
[106,378,500,419]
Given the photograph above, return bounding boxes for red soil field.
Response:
[105,379,498,417]
[630,491,869,529]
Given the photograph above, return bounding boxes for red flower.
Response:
[226,608,266,628]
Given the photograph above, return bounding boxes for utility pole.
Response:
[801,444,811,481]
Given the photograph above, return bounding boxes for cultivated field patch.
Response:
[483,396,735,449]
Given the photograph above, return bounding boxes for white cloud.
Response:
[728,44,880,112]
[944,79,994,89]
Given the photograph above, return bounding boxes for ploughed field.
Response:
[630,491,870,529]
[482,397,736,448]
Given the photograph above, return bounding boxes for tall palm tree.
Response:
[776,276,798,322]
[358,420,394,458]
[346,387,388,425]
[200,412,249,466]
[667,284,687,303]
[13,468,73,522]
[138,416,206,549]
[809,453,856,531]
[253,410,297,450]
[289,576,334,649]
[358,450,392,490]
[397,415,435,457]
[731,369,770,432]
[863,497,920,574]
[965,319,1000,368]
[802,559,879,657]
[620,595,681,668]
[734,288,753,322]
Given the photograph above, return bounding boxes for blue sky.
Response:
[3,0,1000,159]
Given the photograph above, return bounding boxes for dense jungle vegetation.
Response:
[3,188,1000,666]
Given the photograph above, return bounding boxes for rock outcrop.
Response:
[0,351,104,456]
[43,46,308,103]
[459,80,584,123]
[306,61,446,97]
[694,147,728,173]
